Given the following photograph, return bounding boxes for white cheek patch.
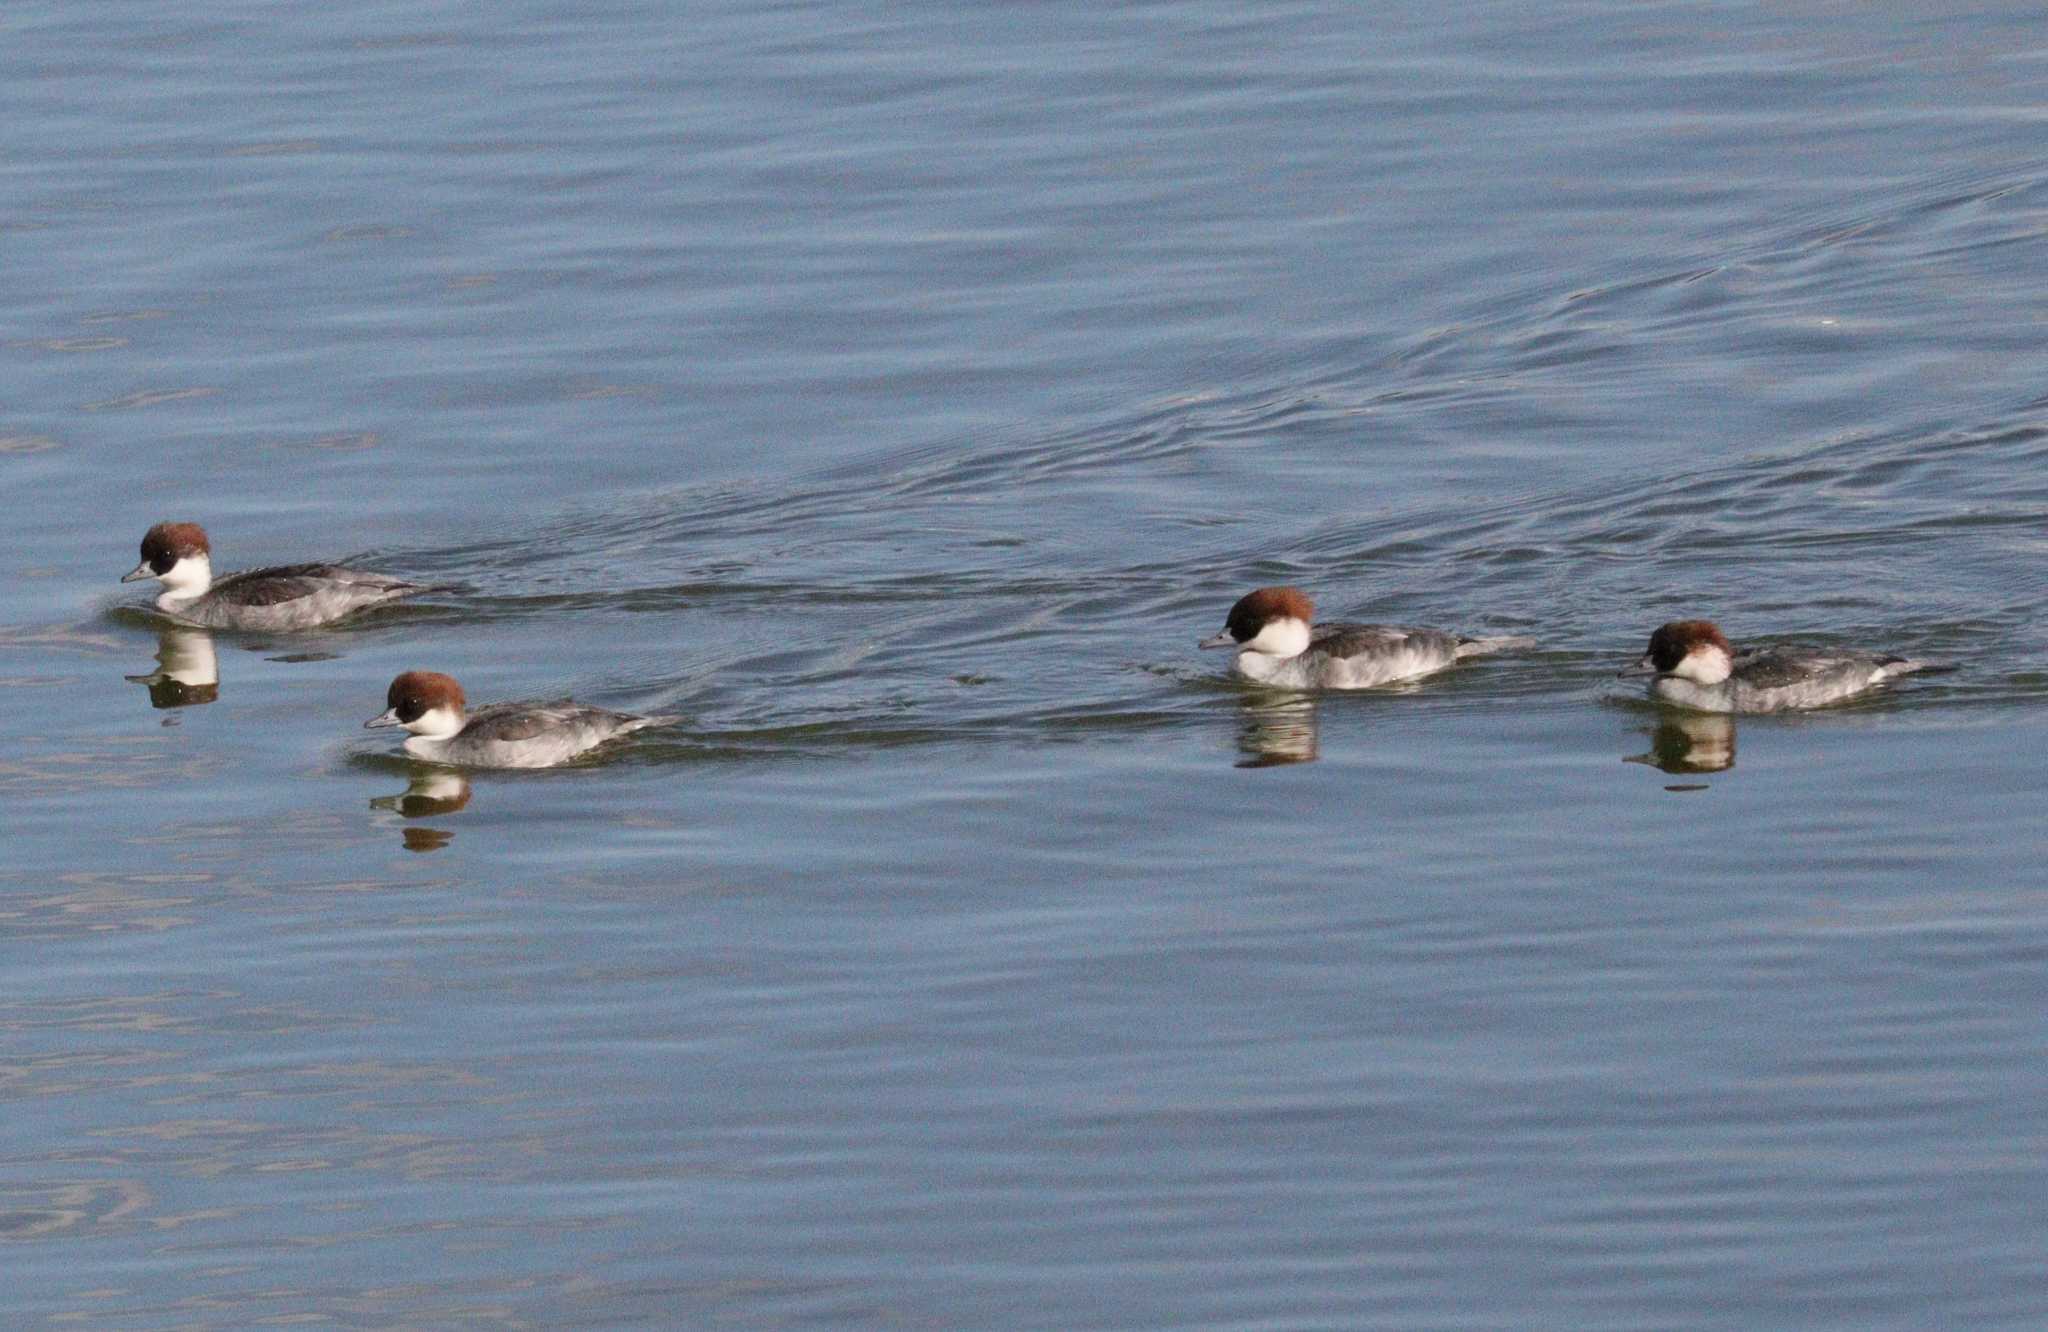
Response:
[406,705,464,739]
[1673,646,1732,685]
[1243,617,1311,658]
[156,555,213,599]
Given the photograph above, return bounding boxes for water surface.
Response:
[4,0,2047,1324]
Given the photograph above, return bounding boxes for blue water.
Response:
[4,0,2047,1324]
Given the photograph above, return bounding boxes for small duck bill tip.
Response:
[364,711,404,729]
[1198,632,1237,650]
[1617,658,1657,678]
[120,564,152,583]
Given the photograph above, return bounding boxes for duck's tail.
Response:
[392,580,467,598]
[1873,655,1953,681]
[1454,634,1537,660]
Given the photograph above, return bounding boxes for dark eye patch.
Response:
[1646,630,1687,672]
[140,534,174,574]
[396,696,427,723]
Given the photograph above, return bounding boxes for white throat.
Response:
[154,554,213,606]
[1670,645,1733,685]
[1240,617,1311,660]
[404,705,465,740]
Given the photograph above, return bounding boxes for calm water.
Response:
[5,0,2048,1324]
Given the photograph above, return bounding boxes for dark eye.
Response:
[396,696,425,723]
[150,553,175,574]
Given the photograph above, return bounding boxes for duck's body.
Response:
[1200,587,1532,690]
[123,522,424,630]
[366,671,670,769]
[398,698,665,769]
[1628,620,1930,713]
[162,561,422,631]
[1234,621,1488,689]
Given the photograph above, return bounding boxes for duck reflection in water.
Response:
[126,626,219,709]
[1626,712,1736,776]
[371,768,472,852]
[372,768,473,818]
[1235,694,1320,768]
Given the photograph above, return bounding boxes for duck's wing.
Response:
[212,563,418,606]
[457,700,577,743]
[209,564,345,606]
[1311,622,1459,659]
[1732,646,1873,689]
[460,699,645,743]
